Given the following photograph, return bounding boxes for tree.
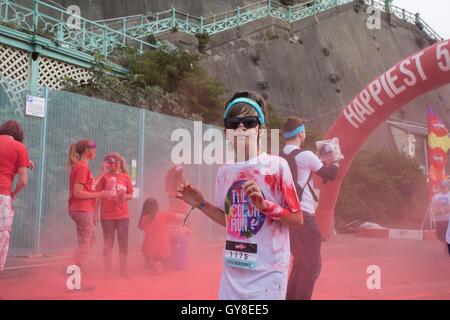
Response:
[335,150,428,230]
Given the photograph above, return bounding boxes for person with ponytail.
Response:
[95,153,133,278]
[67,139,114,281]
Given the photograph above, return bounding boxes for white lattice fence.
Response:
[0,44,92,113]
[38,57,92,89]
[0,44,29,114]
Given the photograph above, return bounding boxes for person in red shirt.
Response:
[95,153,133,278]
[67,139,113,275]
[0,120,30,272]
[138,198,184,274]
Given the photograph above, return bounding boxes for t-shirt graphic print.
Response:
[225,179,266,239]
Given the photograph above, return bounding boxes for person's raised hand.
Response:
[176,183,204,207]
[242,181,267,212]
[101,162,109,175]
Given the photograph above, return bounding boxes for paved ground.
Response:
[0,235,449,300]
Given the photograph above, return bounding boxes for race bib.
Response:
[224,240,257,270]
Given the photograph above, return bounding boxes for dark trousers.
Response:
[286,214,322,300]
[436,220,449,244]
[101,219,129,273]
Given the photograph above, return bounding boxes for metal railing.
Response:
[97,0,443,42]
[0,0,443,69]
[379,0,443,41]
[0,0,159,62]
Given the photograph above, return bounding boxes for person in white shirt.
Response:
[280,116,339,300]
[430,180,450,254]
[176,91,303,299]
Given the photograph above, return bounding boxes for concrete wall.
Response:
[20,0,312,19]
[194,5,450,150]
[19,0,259,19]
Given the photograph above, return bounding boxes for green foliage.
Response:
[128,48,199,92]
[176,67,224,122]
[335,150,428,230]
[195,33,210,54]
[62,47,225,124]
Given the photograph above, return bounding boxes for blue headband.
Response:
[223,97,266,126]
[283,125,305,139]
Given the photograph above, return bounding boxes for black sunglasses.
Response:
[224,116,260,130]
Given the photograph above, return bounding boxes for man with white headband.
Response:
[280,116,340,300]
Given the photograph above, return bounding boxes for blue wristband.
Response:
[198,199,206,209]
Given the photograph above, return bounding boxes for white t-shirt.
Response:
[431,192,450,222]
[282,144,323,214]
[213,153,301,300]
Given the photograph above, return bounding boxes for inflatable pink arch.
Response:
[316,40,450,239]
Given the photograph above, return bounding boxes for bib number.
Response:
[224,240,257,270]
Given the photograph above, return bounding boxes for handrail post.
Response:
[415,12,420,25]
[384,0,392,14]
[82,19,86,47]
[313,0,317,15]
[5,1,9,21]
[171,7,176,28]
[58,23,63,41]
[288,5,292,23]
[200,16,204,33]
[402,8,405,21]
[268,0,271,17]
[156,12,159,33]
[103,24,108,59]
[33,0,39,32]
[236,6,240,28]
[122,17,126,46]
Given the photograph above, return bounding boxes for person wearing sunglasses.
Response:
[176,91,303,300]
[66,139,114,289]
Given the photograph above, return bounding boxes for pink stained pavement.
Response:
[0,235,449,300]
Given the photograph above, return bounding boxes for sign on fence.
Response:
[25,95,46,118]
